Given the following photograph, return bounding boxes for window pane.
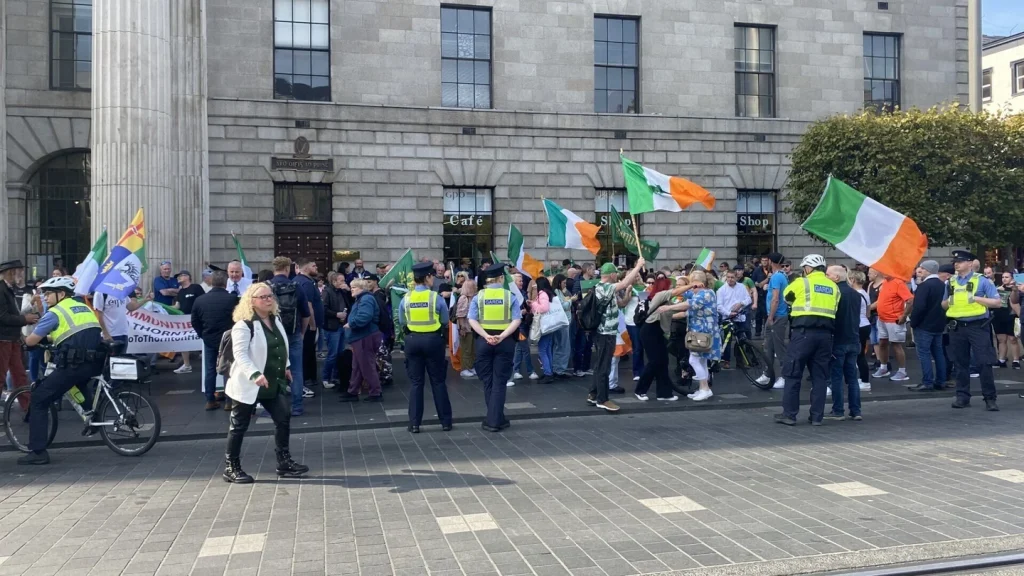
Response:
[623,19,637,43]
[863,55,871,77]
[607,18,622,42]
[74,5,91,32]
[760,96,772,117]
[623,43,637,66]
[758,53,773,72]
[595,41,607,65]
[275,49,293,73]
[595,90,607,112]
[758,73,773,95]
[75,60,91,89]
[745,95,759,116]
[745,27,758,49]
[275,74,294,99]
[475,10,490,35]
[475,35,490,59]
[623,91,635,113]
[58,58,74,87]
[442,59,457,82]
[885,35,896,57]
[293,75,312,99]
[608,90,622,113]
[759,28,772,51]
[275,22,292,47]
[458,9,474,33]
[311,50,329,75]
[595,18,607,41]
[474,61,489,84]
[53,32,74,60]
[885,57,895,79]
[745,49,758,69]
[595,66,606,89]
[607,67,621,90]
[607,42,622,65]
[275,0,292,21]
[871,81,884,101]
[311,0,329,23]
[442,83,458,106]
[310,24,328,48]
[441,8,457,32]
[458,59,473,83]
[622,68,634,90]
[441,33,457,57]
[293,50,311,74]
[458,84,474,107]
[294,0,311,22]
[872,35,885,56]
[76,34,91,60]
[457,33,474,58]
[735,26,745,50]
[293,23,311,48]
[474,85,490,108]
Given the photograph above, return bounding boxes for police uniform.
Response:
[946,251,999,410]
[27,296,104,452]
[469,264,522,431]
[399,262,453,432]
[778,266,839,424]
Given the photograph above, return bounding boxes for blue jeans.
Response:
[538,334,554,376]
[288,332,304,412]
[830,342,861,417]
[626,324,643,376]
[915,329,946,388]
[551,326,571,375]
[317,328,327,354]
[513,338,534,376]
[322,328,343,382]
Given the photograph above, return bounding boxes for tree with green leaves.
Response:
[786,106,1024,248]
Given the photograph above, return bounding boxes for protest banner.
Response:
[125,308,203,354]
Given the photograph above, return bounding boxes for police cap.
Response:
[412,262,435,275]
[482,262,507,279]
[951,250,976,263]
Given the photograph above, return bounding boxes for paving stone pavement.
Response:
[4,397,1024,576]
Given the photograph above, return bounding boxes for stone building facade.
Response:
[982,32,1024,115]
[3,0,968,277]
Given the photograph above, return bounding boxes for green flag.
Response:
[609,206,660,262]
[379,249,416,292]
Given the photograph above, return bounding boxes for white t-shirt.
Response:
[93,292,129,337]
[201,282,213,293]
[623,294,639,326]
[856,288,871,328]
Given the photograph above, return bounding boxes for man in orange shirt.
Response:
[872,272,914,382]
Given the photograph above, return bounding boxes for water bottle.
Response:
[69,386,85,404]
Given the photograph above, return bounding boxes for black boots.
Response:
[276,449,309,478]
[223,457,254,484]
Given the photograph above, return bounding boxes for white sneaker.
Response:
[772,378,785,390]
[889,370,909,382]
[634,393,649,401]
[825,387,832,397]
[529,373,539,380]
[322,380,336,389]
[657,395,679,401]
[970,372,980,378]
[302,386,315,398]
[173,365,192,374]
[690,389,713,402]
[872,367,891,378]
[460,370,475,379]
[506,381,515,387]
[513,372,524,380]
[859,381,871,391]
[687,391,698,398]
[755,374,770,386]
[583,370,594,376]
[632,376,640,381]
[468,369,477,377]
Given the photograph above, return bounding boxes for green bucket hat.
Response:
[599,263,618,275]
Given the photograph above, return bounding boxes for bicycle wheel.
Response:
[3,386,58,453]
[736,342,773,389]
[97,389,161,457]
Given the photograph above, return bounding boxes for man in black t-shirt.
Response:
[173,271,206,375]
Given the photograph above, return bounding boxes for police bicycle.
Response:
[3,341,161,456]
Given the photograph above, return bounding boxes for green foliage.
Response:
[787,106,1024,248]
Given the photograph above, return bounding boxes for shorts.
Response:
[869,320,879,345]
[876,319,906,343]
[993,312,1015,336]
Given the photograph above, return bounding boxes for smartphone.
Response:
[1014,274,1024,285]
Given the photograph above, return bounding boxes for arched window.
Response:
[26,151,91,278]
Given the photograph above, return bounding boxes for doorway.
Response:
[273,183,333,274]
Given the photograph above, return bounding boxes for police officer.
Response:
[944,250,1001,411]
[774,254,839,427]
[468,263,522,432]
[19,276,105,465]
[398,262,453,432]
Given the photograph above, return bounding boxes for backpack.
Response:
[577,287,605,332]
[271,281,299,334]
[216,321,253,377]
[633,297,651,326]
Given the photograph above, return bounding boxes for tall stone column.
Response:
[171,0,210,275]
[91,0,174,277]
[0,0,8,261]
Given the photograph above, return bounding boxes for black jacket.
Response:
[190,287,238,347]
[373,289,393,336]
[833,281,860,345]
[323,286,350,332]
[0,281,28,342]
[910,277,948,333]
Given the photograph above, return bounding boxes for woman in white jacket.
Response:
[224,282,309,483]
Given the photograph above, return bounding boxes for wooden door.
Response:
[274,223,333,274]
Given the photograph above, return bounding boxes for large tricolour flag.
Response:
[542,199,601,255]
[802,176,927,282]
[89,208,147,298]
[73,229,108,297]
[507,224,544,280]
[614,311,632,357]
[622,155,716,214]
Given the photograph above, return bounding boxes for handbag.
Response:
[540,296,570,335]
[685,330,713,353]
[529,314,543,343]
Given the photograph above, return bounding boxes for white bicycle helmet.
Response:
[799,254,827,269]
[38,276,76,294]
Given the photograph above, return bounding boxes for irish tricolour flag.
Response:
[507,224,544,280]
[802,177,927,282]
[621,156,716,213]
[542,199,601,255]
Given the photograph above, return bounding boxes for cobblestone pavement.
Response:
[4,397,1024,576]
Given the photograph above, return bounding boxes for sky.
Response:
[984,0,1024,36]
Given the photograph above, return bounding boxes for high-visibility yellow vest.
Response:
[784,271,839,319]
[405,289,441,332]
[477,288,512,331]
[947,273,988,319]
[49,297,101,346]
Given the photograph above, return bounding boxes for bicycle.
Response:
[4,341,161,457]
[715,313,773,390]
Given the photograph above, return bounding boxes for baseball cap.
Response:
[767,252,784,264]
[599,263,618,275]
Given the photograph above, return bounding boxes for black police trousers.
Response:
[475,336,515,428]
[781,328,833,423]
[405,332,452,427]
[29,359,103,452]
[950,320,997,402]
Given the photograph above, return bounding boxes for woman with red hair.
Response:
[634,279,688,401]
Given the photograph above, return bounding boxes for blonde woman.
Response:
[457,279,478,378]
[224,283,309,484]
[678,270,722,402]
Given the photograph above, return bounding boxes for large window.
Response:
[736,190,776,262]
[594,16,639,114]
[1014,61,1024,95]
[443,187,493,267]
[274,0,330,102]
[27,152,91,276]
[50,0,91,90]
[441,6,491,109]
[983,68,992,101]
[734,25,775,118]
[863,33,901,111]
[274,183,332,222]
[595,189,639,267]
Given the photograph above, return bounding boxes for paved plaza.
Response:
[3,396,1024,576]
